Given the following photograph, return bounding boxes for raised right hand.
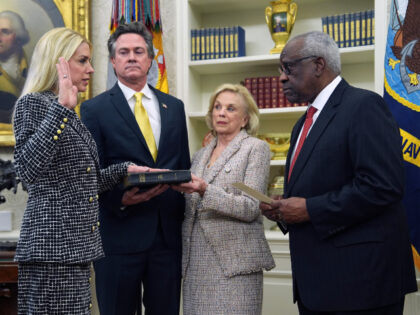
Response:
[56,57,78,110]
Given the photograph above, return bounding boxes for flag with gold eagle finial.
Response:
[384,0,420,270]
[107,0,168,93]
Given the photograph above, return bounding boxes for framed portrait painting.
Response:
[0,0,90,146]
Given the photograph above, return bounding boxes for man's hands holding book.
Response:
[122,166,169,206]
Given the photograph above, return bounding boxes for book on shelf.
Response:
[366,11,371,45]
[360,10,366,46]
[250,77,258,107]
[243,76,307,109]
[321,10,374,48]
[190,26,246,60]
[224,27,231,58]
[350,12,355,47]
[371,10,375,44]
[263,76,271,109]
[205,28,210,60]
[355,11,361,46]
[200,28,205,60]
[196,29,201,60]
[219,27,225,58]
[191,29,197,61]
[233,26,246,57]
[214,28,220,59]
[122,170,192,190]
[229,26,234,58]
[322,16,327,34]
[345,13,351,48]
[244,78,252,91]
[257,77,264,108]
[271,76,279,108]
[338,14,345,48]
[209,28,215,59]
[367,10,374,45]
[327,15,334,42]
[333,15,339,47]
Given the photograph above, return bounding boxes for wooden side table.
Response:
[0,247,18,315]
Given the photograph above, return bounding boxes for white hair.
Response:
[0,11,30,46]
[291,31,341,75]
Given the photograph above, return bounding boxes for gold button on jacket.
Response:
[13,91,130,265]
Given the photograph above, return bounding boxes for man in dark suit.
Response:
[260,31,417,314]
[81,22,190,315]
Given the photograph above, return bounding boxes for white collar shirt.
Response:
[118,81,161,148]
[290,75,342,160]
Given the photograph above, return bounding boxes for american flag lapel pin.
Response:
[162,103,167,109]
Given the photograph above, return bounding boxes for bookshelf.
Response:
[176,0,386,195]
[175,1,420,314]
[189,45,375,75]
[177,0,387,155]
[176,0,386,226]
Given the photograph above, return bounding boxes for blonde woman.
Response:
[13,28,146,314]
[173,83,275,315]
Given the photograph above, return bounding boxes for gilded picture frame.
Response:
[0,0,90,146]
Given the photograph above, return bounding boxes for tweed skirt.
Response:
[183,220,263,315]
[18,262,92,314]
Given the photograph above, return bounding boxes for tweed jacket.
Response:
[13,91,128,264]
[182,130,275,278]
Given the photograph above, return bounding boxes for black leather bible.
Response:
[122,170,192,189]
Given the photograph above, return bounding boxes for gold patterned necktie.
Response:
[134,92,158,161]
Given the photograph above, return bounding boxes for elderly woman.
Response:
[173,83,275,315]
[13,28,147,314]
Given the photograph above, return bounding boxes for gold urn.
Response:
[265,0,298,54]
[268,175,284,198]
[258,133,291,160]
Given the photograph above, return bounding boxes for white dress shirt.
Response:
[118,81,161,148]
[290,76,342,161]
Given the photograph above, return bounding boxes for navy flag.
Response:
[384,0,420,270]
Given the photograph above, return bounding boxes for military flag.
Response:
[108,0,168,93]
[384,0,420,270]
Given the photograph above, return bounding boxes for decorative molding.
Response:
[264,270,293,279]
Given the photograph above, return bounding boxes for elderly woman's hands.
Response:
[171,173,208,196]
[260,195,283,222]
